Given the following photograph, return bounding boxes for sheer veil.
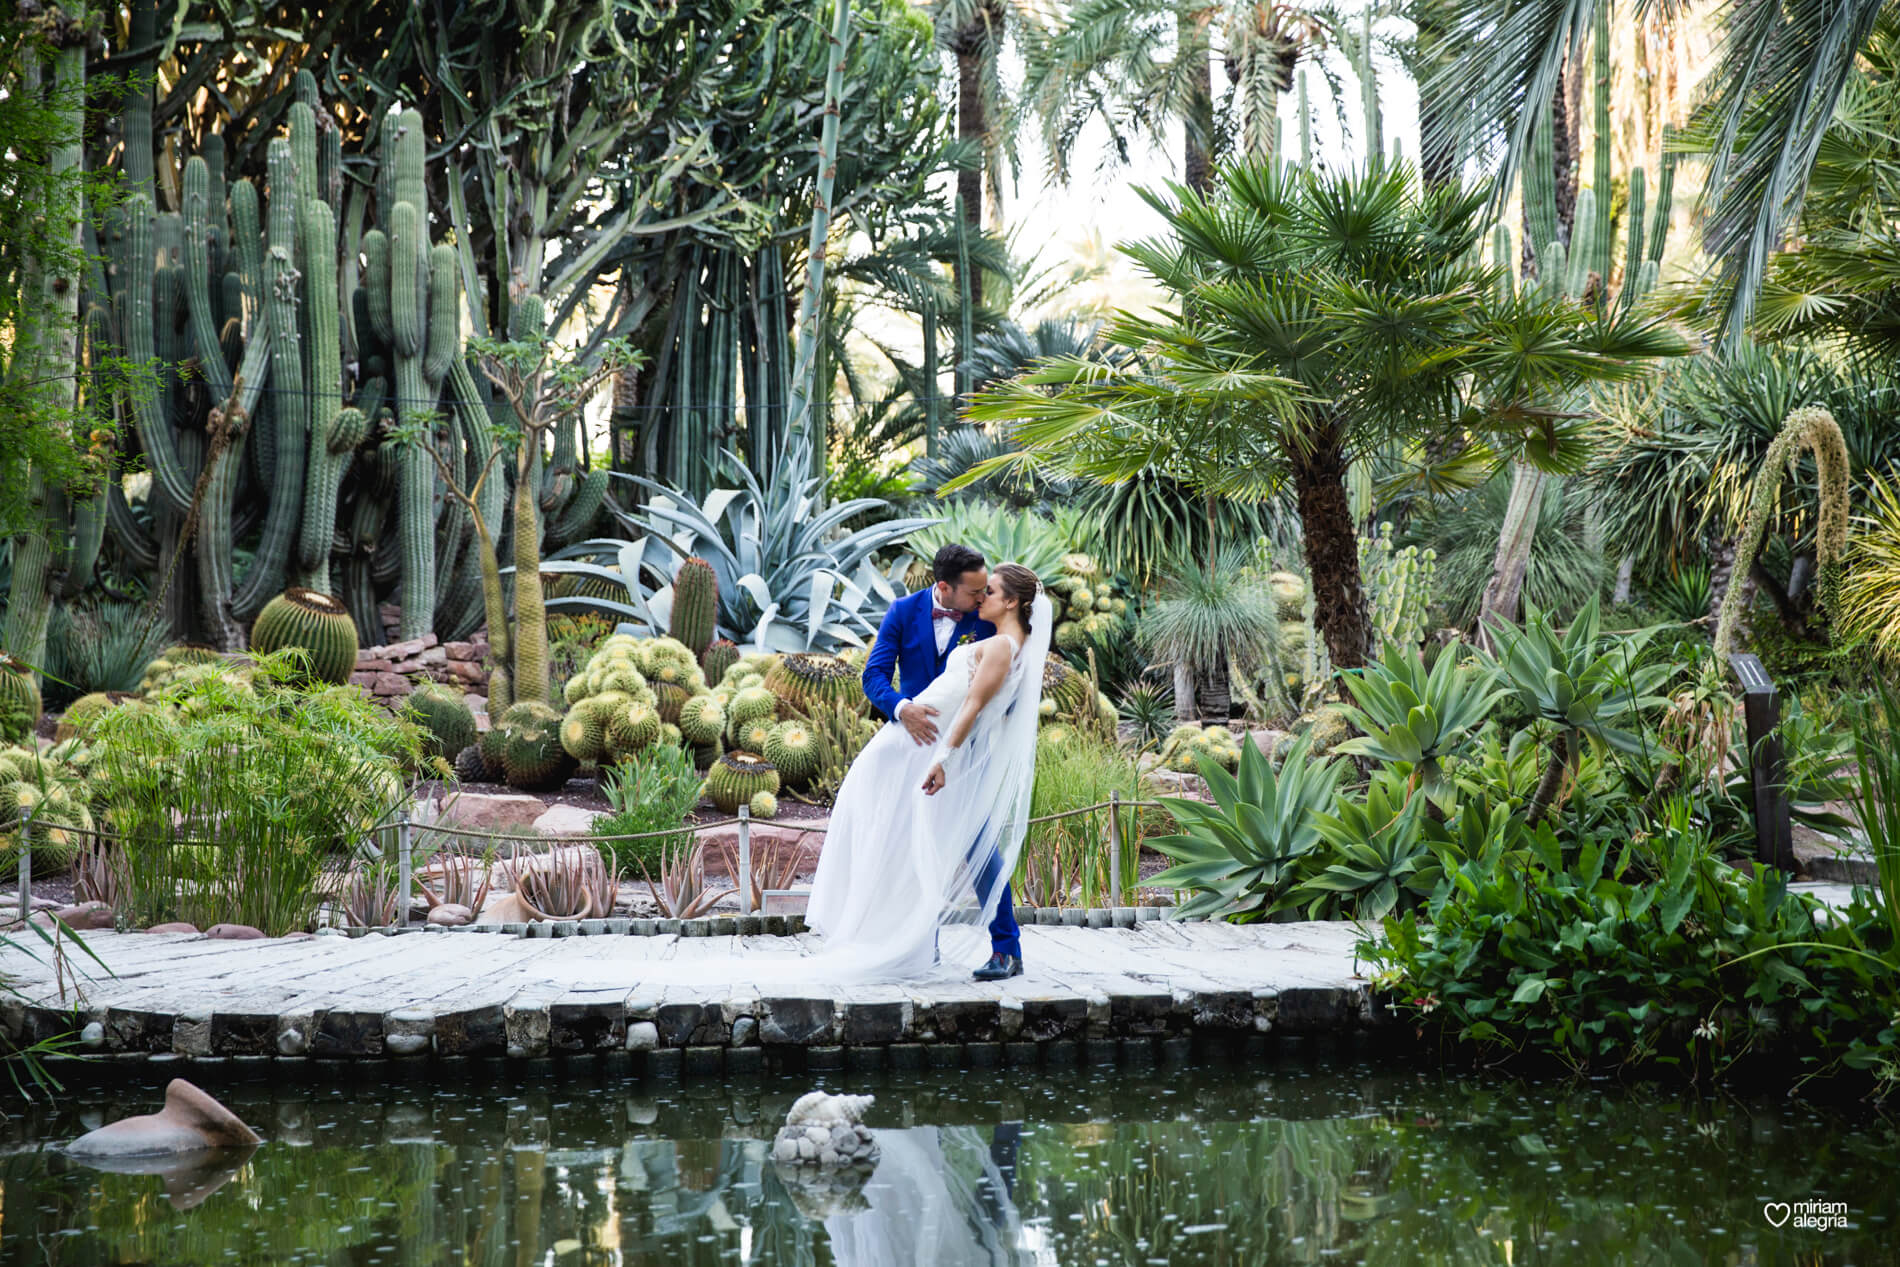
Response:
[924,587,1052,940]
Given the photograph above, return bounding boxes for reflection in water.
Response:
[55,1144,257,1211]
[1,1057,1896,1265]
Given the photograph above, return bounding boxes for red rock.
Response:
[349,672,380,689]
[444,641,478,662]
[65,1079,261,1159]
[145,921,200,935]
[354,658,394,672]
[47,901,115,931]
[426,903,474,926]
[420,632,439,649]
[420,646,447,665]
[206,923,266,940]
[444,660,487,684]
[373,673,412,696]
[389,658,427,674]
[384,637,428,661]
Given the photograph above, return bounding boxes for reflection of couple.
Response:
[807,546,1048,983]
[818,1124,1029,1267]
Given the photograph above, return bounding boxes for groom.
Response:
[862,543,1024,981]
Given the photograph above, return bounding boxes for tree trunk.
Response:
[1477,461,1548,649]
[1291,432,1372,673]
[1173,662,1196,723]
[1179,10,1215,192]
[955,42,986,310]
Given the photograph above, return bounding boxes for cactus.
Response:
[677,694,726,748]
[764,719,819,786]
[670,557,719,654]
[498,700,577,792]
[560,705,609,763]
[653,681,691,725]
[297,197,347,591]
[453,743,492,784]
[1039,658,1095,725]
[748,790,779,819]
[700,639,740,684]
[764,652,866,716]
[607,699,663,756]
[727,686,779,736]
[0,658,40,744]
[707,751,781,814]
[54,690,129,742]
[408,682,477,761]
[250,587,360,683]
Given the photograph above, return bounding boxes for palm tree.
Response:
[961,160,1688,670]
[1018,0,1330,192]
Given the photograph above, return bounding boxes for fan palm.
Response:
[963,160,1688,671]
[1140,544,1283,718]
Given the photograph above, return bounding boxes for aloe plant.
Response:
[547,436,931,652]
[1477,597,1671,823]
[1335,641,1501,805]
[1149,736,1344,921]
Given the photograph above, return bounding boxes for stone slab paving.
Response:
[0,920,1384,1072]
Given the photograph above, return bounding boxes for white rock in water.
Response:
[784,1091,874,1128]
[772,1136,799,1164]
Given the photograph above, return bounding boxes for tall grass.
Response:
[86,654,420,935]
[1851,685,1900,951]
[1015,735,1162,908]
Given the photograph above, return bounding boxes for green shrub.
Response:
[596,744,703,881]
[87,652,420,935]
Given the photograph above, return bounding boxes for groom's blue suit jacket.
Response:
[861,587,997,721]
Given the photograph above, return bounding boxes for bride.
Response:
[806,563,1051,982]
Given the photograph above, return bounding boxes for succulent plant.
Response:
[250,588,360,684]
[764,652,867,717]
[707,751,781,814]
[0,657,42,744]
[677,694,727,747]
[606,700,663,756]
[408,682,477,761]
[700,639,740,685]
[497,700,576,791]
[654,681,691,725]
[669,556,720,654]
[727,685,779,734]
[453,742,492,783]
[560,706,609,763]
[748,790,779,819]
[54,691,132,743]
[764,719,820,786]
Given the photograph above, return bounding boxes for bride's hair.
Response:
[992,563,1040,633]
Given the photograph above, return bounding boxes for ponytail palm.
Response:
[963,161,1689,671]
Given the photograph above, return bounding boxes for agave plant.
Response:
[507,845,616,921]
[642,836,732,919]
[1335,640,1501,805]
[420,849,493,912]
[1148,736,1344,921]
[545,436,931,652]
[1477,597,1672,823]
[1291,769,1443,921]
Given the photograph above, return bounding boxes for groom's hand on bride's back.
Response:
[897,700,939,745]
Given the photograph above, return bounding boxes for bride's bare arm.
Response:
[922,640,1013,795]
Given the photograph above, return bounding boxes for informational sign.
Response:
[1729,653,1794,871]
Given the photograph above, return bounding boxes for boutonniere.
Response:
[956,633,974,647]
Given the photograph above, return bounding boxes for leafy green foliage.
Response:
[907,499,1083,585]
[86,653,420,935]
[1148,737,1343,921]
[1405,473,1607,626]
[1296,770,1445,921]
[1016,734,1155,908]
[1479,598,1669,757]
[1336,641,1501,804]
[596,745,704,882]
[40,602,170,709]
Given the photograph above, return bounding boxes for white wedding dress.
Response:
[805,632,1031,981]
[569,589,1051,989]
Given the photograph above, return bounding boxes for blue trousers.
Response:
[973,844,1021,959]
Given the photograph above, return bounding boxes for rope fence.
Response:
[10,790,1183,927]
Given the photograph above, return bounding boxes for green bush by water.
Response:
[86,653,421,935]
[596,744,704,881]
[1015,734,1159,908]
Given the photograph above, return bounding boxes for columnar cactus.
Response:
[670,557,720,655]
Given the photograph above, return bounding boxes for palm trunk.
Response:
[786,0,853,449]
[1179,10,1215,192]
[1477,461,1547,649]
[955,35,986,311]
[1291,431,1372,674]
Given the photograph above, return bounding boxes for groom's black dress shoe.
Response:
[972,953,1023,982]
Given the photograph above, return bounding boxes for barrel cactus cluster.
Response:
[249,588,360,684]
[706,751,782,815]
[0,743,97,873]
[1047,553,1130,655]
[1157,724,1246,774]
[1037,658,1118,734]
[0,657,40,745]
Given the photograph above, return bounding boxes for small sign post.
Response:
[1729,652,1795,871]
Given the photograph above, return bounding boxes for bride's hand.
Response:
[921,762,946,795]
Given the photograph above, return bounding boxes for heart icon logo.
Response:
[1764,1202,1792,1228]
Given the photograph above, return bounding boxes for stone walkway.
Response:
[0,920,1384,1074]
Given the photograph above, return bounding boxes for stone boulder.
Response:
[769,1091,879,1170]
[205,923,266,940]
[433,791,547,836]
[42,902,114,931]
[532,804,602,837]
[426,903,474,927]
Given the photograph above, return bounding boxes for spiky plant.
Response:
[251,589,360,684]
[408,682,478,761]
[1138,547,1282,719]
[764,652,867,716]
[1839,474,1900,664]
[706,751,781,814]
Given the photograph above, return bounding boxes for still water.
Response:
[0,1053,1895,1265]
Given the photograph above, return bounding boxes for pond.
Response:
[1,1051,1894,1265]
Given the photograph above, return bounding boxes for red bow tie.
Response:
[932,607,960,621]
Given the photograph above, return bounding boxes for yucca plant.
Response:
[1117,679,1176,750]
[1335,640,1501,806]
[1650,562,1715,625]
[1148,736,1344,921]
[1139,545,1282,721]
[1477,597,1672,824]
[548,435,929,652]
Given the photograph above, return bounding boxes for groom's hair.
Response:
[931,543,986,585]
